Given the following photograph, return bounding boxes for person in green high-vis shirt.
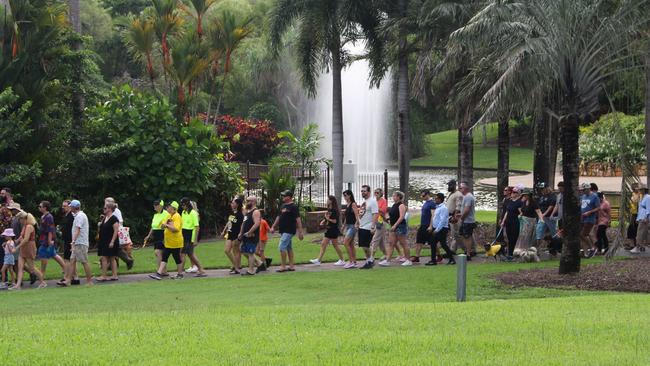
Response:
[180,197,206,277]
[143,200,168,277]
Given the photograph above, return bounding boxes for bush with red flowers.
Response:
[209,115,280,163]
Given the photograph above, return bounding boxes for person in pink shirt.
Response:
[596,192,611,254]
[370,188,389,261]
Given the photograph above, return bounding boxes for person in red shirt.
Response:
[256,217,272,271]
[596,192,611,254]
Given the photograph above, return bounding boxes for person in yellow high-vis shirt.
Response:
[180,197,206,277]
[149,201,183,280]
[143,200,169,276]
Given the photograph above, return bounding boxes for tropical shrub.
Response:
[259,165,296,220]
[214,115,280,163]
[579,113,645,165]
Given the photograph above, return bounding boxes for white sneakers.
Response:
[309,259,321,265]
[333,259,346,266]
[185,265,198,273]
[344,262,357,269]
[378,259,390,266]
[401,260,413,266]
[397,256,407,263]
[630,247,641,254]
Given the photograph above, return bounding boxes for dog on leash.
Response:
[519,247,540,263]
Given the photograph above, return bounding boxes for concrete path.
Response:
[478,173,624,193]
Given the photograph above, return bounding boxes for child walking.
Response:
[1,228,16,288]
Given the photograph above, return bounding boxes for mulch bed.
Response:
[495,258,650,293]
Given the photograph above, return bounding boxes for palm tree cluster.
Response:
[269,0,650,274]
[122,0,253,119]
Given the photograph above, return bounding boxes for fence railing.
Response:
[238,162,388,209]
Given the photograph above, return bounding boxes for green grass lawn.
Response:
[2,261,649,365]
[412,123,534,171]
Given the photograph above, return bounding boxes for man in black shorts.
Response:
[414,190,436,263]
[458,182,477,260]
[358,185,379,269]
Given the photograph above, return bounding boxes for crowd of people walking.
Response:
[0,178,646,290]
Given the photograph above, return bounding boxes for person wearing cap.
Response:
[426,193,456,265]
[632,184,650,254]
[150,201,184,280]
[180,197,206,277]
[1,228,16,288]
[500,186,523,259]
[144,200,169,276]
[413,189,436,264]
[97,201,120,281]
[271,190,303,272]
[224,196,245,274]
[535,183,557,249]
[580,182,600,258]
[513,189,544,256]
[59,200,80,285]
[59,200,93,286]
[238,196,261,275]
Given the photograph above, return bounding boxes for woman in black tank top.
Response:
[342,190,360,268]
[379,191,412,267]
[310,195,345,265]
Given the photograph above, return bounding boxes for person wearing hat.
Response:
[144,200,169,276]
[535,182,557,249]
[580,182,601,258]
[150,201,184,280]
[59,200,93,286]
[1,228,16,288]
[632,184,650,254]
[271,190,303,272]
[513,189,544,256]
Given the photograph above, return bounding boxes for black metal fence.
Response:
[239,162,388,209]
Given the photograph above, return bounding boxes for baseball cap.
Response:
[70,200,81,208]
[580,183,591,190]
[535,182,547,189]
[153,199,164,206]
[280,190,293,197]
[170,201,179,209]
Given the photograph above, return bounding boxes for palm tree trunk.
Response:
[214,72,229,120]
[68,0,84,148]
[396,0,410,199]
[459,124,474,190]
[533,113,549,188]
[457,127,462,180]
[497,118,509,228]
[548,113,559,188]
[332,45,344,204]
[644,51,650,184]
[559,114,581,274]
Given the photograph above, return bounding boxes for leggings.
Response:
[596,225,609,251]
[505,220,520,256]
[162,247,182,265]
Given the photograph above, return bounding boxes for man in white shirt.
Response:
[358,185,379,269]
[60,200,93,286]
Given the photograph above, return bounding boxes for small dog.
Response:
[519,247,540,263]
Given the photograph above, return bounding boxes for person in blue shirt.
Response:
[632,184,650,254]
[580,182,600,258]
[413,190,437,263]
[426,193,456,265]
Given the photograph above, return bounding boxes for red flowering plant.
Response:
[208,115,280,163]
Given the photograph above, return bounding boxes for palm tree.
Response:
[450,0,647,273]
[151,0,182,66]
[124,15,158,90]
[166,32,209,117]
[269,0,383,204]
[180,0,218,40]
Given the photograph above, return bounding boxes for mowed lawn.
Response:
[412,123,534,171]
[1,261,649,365]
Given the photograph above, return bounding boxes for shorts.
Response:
[70,244,89,264]
[345,224,357,238]
[325,226,340,239]
[358,229,372,248]
[162,247,182,265]
[63,242,72,260]
[535,218,557,240]
[3,254,15,266]
[152,230,165,250]
[459,223,476,238]
[279,233,294,252]
[394,223,408,236]
[241,240,257,254]
[37,245,57,259]
[416,225,434,245]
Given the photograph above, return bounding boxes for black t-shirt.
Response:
[504,198,523,222]
[327,209,339,229]
[228,211,244,237]
[279,203,299,234]
[538,194,557,213]
[389,202,404,225]
[521,201,539,218]
[61,212,74,244]
[241,209,259,243]
[344,203,356,225]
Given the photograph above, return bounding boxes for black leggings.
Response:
[162,247,182,265]
[505,220,520,256]
[431,228,455,260]
[596,225,609,251]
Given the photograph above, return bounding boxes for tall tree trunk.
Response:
[459,124,474,190]
[645,52,650,186]
[332,45,344,204]
[457,127,462,180]
[482,123,488,147]
[497,118,509,228]
[548,113,559,188]
[559,114,581,274]
[396,0,410,200]
[533,113,549,188]
[68,0,84,148]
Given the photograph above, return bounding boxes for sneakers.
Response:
[378,259,390,266]
[397,256,406,263]
[425,260,437,266]
[171,274,184,280]
[401,260,413,266]
[309,259,321,265]
[333,259,346,266]
[185,265,199,273]
[149,273,162,280]
[37,283,47,289]
[360,261,373,269]
[585,249,596,259]
[0,283,7,290]
[344,262,357,269]
[630,247,641,254]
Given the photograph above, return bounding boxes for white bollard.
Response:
[456,254,467,302]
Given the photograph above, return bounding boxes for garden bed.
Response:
[495,258,650,293]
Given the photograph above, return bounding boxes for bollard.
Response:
[456,254,467,302]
